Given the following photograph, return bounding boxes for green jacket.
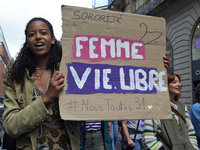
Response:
[3,69,80,150]
[157,101,195,150]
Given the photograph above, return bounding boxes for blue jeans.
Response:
[123,139,143,150]
[112,121,119,144]
[131,139,142,150]
[112,121,119,149]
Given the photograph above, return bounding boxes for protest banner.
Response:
[59,5,171,120]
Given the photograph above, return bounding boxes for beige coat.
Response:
[3,69,80,150]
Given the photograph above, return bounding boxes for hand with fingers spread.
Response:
[42,71,65,106]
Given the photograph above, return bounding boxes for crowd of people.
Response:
[2,17,200,150]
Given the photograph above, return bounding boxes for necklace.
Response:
[36,67,46,70]
[35,69,46,79]
[33,70,51,138]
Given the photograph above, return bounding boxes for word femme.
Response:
[66,62,167,95]
[72,35,145,62]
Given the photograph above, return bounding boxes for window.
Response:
[192,19,200,61]
[134,0,138,10]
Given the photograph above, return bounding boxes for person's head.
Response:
[7,17,62,89]
[24,17,55,58]
[25,17,55,38]
[195,83,200,103]
[167,73,182,101]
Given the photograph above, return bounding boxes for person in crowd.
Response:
[80,121,112,150]
[109,121,119,150]
[143,73,198,150]
[122,120,144,150]
[189,82,200,149]
[3,17,80,150]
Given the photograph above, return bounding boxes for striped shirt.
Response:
[142,102,198,150]
[85,121,101,131]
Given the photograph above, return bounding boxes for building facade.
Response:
[107,0,200,107]
[0,27,12,103]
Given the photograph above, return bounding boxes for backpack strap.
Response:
[171,106,186,124]
[133,120,140,142]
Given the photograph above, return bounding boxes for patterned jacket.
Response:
[143,101,198,150]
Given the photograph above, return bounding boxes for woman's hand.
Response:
[163,52,170,70]
[42,71,65,105]
[128,139,135,147]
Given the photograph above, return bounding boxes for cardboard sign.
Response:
[59,5,171,120]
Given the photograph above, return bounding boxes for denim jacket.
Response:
[3,69,80,150]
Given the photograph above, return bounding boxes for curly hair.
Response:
[6,17,62,90]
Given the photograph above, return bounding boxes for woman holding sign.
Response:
[3,17,80,150]
[143,73,198,150]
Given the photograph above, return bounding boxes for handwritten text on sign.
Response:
[66,97,146,112]
[66,35,167,95]
[66,62,166,94]
[72,35,145,62]
[60,6,171,120]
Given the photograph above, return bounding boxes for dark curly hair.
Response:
[6,17,62,90]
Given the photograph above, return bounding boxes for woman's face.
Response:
[168,75,181,96]
[26,20,55,58]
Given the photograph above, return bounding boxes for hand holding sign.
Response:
[42,71,65,106]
